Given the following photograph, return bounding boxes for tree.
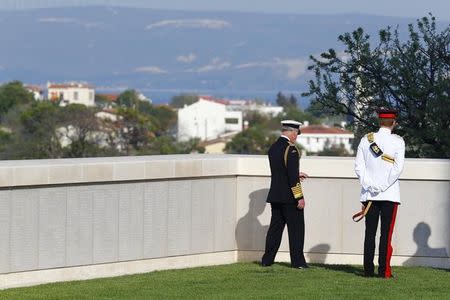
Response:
[0,81,34,118]
[224,126,277,154]
[59,104,102,158]
[138,136,205,155]
[244,111,273,129]
[136,101,177,135]
[115,108,154,155]
[6,101,63,159]
[0,129,13,157]
[305,100,336,118]
[276,92,298,108]
[95,93,111,109]
[176,137,205,154]
[170,93,198,108]
[317,143,351,157]
[116,89,141,109]
[303,15,450,158]
[280,106,320,125]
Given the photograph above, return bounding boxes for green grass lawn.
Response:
[1,262,449,299]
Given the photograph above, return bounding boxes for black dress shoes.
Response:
[293,264,309,269]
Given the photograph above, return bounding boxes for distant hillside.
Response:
[0,7,433,103]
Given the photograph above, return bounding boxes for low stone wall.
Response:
[0,155,448,289]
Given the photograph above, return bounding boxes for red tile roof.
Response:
[97,93,119,102]
[48,83,94,89]
[199,95,229,105]
[24,84,43,92]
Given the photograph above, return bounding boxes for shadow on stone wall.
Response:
[235,189,269,259]
[403,222,449,266]
[307,243,331,264]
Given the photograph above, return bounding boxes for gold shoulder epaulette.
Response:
[284,145,291,167]
[367,132,375,143]
[284,143,300,167]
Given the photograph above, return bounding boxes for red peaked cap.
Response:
[377,108,398,119]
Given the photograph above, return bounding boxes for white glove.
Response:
[368,186,381,194]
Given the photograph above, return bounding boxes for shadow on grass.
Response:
[251,261,294,269]
[317,264,365,276]
[251,261,303,269]
[252,261,366,276]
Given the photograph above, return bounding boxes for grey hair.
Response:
[281,126,296,132]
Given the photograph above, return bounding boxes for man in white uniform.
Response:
[354,108,405,278]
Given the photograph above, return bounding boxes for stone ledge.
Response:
[0,251,238,290]
[0,155,448,187]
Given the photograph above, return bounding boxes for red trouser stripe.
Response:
[385,203,398,278]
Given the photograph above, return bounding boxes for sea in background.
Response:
[97,88,311,108]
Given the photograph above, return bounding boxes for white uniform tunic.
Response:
[354,127,405,203]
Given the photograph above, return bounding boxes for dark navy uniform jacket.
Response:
[266,136,304,204]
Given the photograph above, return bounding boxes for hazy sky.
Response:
[2,0,450,21]
[132,0,450,20]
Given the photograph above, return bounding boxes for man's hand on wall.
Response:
[299,172,308,182]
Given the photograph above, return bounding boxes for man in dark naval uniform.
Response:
[261,120,308,269]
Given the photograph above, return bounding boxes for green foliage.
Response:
[12,101,63,159]
[170,93,198,108]
[303,14,450,158]
[94,94,111,109]
[139,136,205,155]
[224,126,277,154]
[276,91,298,108]
[227,96,320,155]
[274,92,322,125]
[0,82,194,158]
[116,89,141,108]
[62,141,118,158]
[0,129,12,155]
[116,107,154,155]
[306,100,337,118]
[280,106,320,125]
[1,263,449,299]
[0,81,34,118]
[317,143,352,157]
[136,102,177,135]
[176,137,205,154]
[59,104,102,158]
[244,111,275,129]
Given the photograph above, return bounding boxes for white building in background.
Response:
[177,97,243,142]
[24,84,44,101]
[47,82,95,107]
[225,99,283,116]
[297,121,354,154]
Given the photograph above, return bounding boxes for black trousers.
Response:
[364,201,398,277]
[262,203,306,267]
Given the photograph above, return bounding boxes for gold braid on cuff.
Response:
[291,183,303,199]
